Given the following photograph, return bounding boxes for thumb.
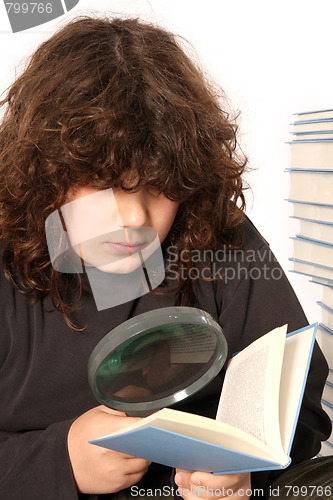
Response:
[97,405,127,417]
[97,405,143,433]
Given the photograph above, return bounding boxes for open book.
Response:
[90,323,317,474]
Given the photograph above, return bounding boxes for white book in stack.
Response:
[293,219,333,245]
[289,236,333,283]
[320,440,333,457]
[287,171,333,205]
[287,109,333,283]
[311,277,333,288]
[311,283,333,382]
[317,323,333,371]
[294,109,333,121]
[318,302,333,332]
[287,110,333,455]
[292,109,333,135]
[290,109,333,156]
[289,201,333,224]
[288,142,333,171]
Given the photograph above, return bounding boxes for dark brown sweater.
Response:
[0,218,331,499]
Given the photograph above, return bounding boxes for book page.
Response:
[166,324,219,363]
[115,323,218,370]
[217,345,269,443]
[216,326,287,454]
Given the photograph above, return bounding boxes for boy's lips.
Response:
[105,241,147,254]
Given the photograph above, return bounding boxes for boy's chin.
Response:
[88,252,143,274]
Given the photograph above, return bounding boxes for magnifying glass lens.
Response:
[88,307,227,416]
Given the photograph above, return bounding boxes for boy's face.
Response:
[59,184,179,274]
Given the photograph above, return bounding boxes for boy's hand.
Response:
[175,469,251,499]
[67,405,151,494]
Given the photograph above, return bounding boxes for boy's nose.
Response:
[114,190,148,227]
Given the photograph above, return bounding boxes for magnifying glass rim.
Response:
[88,306,228,415]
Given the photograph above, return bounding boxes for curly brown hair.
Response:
[0,15,247,326]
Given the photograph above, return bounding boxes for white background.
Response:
[1,0,333,322]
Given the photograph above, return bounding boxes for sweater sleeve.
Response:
[0,420,79,500]
[216,241,332,491]
[0,256,79,499]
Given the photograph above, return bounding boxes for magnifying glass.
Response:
[88,307,228,416]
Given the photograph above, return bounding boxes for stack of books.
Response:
[287,109,333,456]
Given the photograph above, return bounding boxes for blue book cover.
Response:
[287,139,333,143]
[293,234,333,248]
[290,139,333,143]
[289,257,333,271]
[90,324,317,474]
[318,323,333,336]
[291,237,333,271]
[311,279,333,289]
[289,259,333,283]
[91,425,286,474]
[293,109,333,118]
[317,302,333,315]
[293,131,333,136]
[289,269,333,284]
[286,168,333,173]
[286,199,333,208]
[292,119,333,125]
